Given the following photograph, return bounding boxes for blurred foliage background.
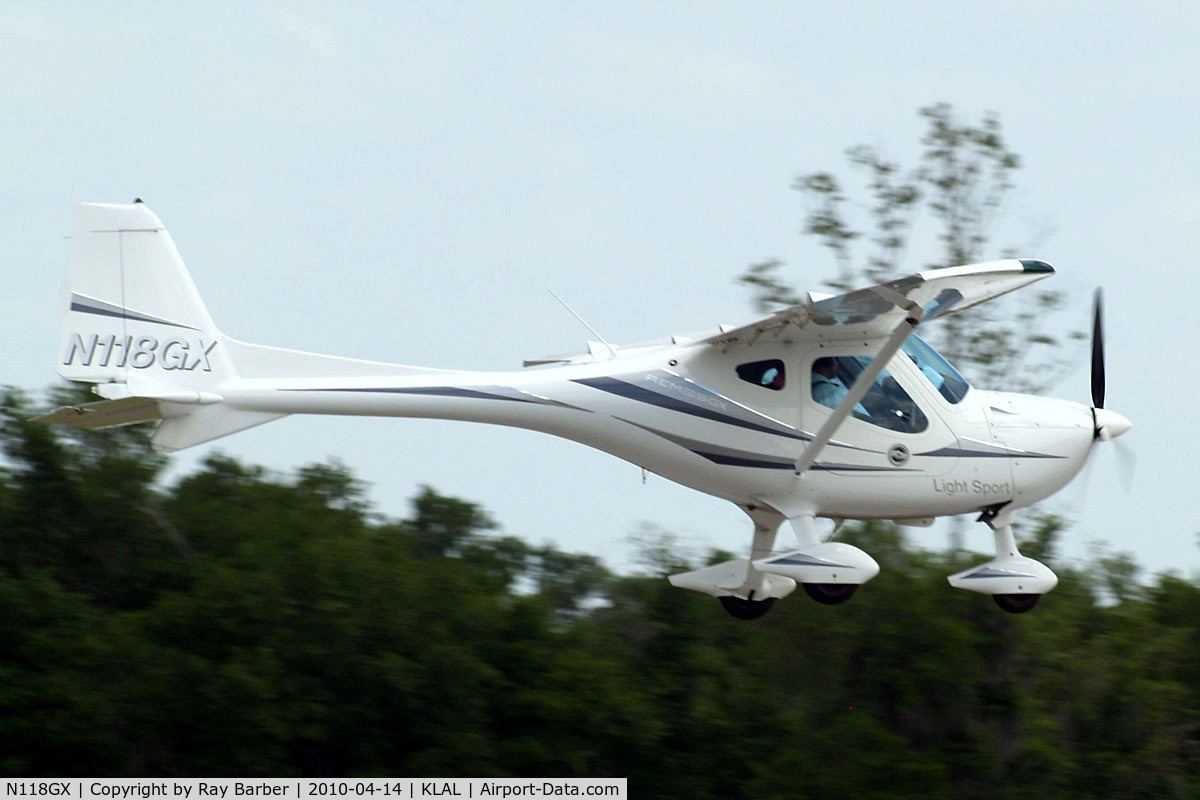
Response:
[2,385,1198,798]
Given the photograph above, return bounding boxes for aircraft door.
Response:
[802,350,960,477]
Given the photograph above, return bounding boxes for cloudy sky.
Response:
[3,2,1197,580]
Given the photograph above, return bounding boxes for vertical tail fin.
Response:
[58,201,233,388]
[45,202,284,450]
[45,201,439,450]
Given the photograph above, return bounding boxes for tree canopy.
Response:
[1,386,1197,796]
[737,103,1083,393]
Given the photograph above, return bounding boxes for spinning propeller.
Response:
[1089,288,1132,442]
[1087,288,1135,491]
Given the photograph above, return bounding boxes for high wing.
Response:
[701,259,1054,348]
[695,258,1055,478]
[525,259,1054,365]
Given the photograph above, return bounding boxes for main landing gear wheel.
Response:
[802,583,859,605]
[719,595,776,620]
[993,593,1041,614]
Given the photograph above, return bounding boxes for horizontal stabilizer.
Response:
[33,393,286,452]
[151,405,286,452]
[32,396,163,429]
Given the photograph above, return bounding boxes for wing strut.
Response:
[794,313,923,475]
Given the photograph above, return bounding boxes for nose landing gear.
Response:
[993,593,1041,614]
[948,506,1058,613]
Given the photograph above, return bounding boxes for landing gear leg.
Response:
[753,511,880,605]
[667,505,798,620]
[947,506,1058,613]
[714,506,791,620]
[989,517,1041,614]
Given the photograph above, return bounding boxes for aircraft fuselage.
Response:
[218,339,1094,522]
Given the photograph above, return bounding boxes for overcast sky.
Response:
[3,2,1197,581]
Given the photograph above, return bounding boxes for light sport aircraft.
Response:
[37,201,1132,618]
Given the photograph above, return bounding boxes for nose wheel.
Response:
[993,593,1041,614]
[948,507,1058,612]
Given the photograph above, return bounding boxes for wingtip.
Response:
[1018,259,1055,274]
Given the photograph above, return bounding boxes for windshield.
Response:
[901,335,970,404]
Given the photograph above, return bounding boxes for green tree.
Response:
[0,387,185,608]
[738,103,1082,393]
[5,386,1200,796]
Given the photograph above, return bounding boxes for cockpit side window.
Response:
[901,335,970,403]
[810,356,928,433]
[736,359,786,390]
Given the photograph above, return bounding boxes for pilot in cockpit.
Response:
[812,356,873,420]
[811,357,849,409]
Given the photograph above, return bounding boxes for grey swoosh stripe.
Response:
[282,385,587,411]
[618,418,796,470]
[960,567,1036,580]
[575,372,879,454]
[693,451,795,470]
[574,376,807,440]
[70,293,198,330]
[809,462,921,473]
[765,554,855,568]
[619,419,917,473]
[916,446,1064,460]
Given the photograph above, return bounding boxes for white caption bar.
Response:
[2,780,627,800]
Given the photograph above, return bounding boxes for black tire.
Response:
[802,583,859,605]
[718,595,776,620]
[993,593,1041,614]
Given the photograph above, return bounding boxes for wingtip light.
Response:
[1019,259,1055,274]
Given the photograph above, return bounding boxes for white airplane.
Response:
[37,201,1132,618]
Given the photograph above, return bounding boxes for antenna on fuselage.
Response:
[547,289,617,358]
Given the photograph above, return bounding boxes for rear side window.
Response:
[737,359,785,390]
